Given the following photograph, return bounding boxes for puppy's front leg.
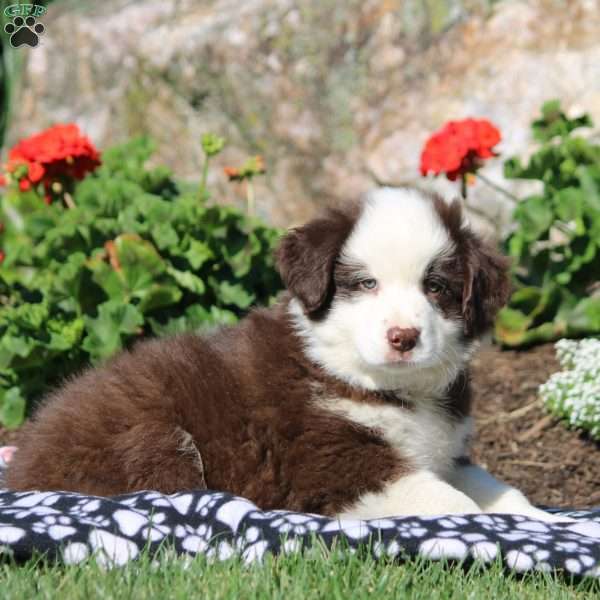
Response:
[338,470,481,519]
[449,462,572,523]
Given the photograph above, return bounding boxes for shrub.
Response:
[539,338,600,440]
[495,101,600,347]
[0,130,282,428]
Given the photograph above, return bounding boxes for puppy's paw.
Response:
[515,506,576,524]
[485,492,576,523]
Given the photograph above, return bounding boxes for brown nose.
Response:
[387,327,420,352]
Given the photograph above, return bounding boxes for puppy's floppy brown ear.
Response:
[276,208,356,316]
[462,235,512,338]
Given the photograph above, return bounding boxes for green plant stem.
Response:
[475,171,520,203]
[460,173,467,199]
[246,180,255,216]
[63,192,76,209]
[200,155,209,201]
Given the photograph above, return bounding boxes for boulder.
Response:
[7,0,600,232]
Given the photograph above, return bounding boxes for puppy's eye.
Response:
[359,278,378,291]
[425,279,446,295]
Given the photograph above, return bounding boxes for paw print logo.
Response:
[5,15,45,48]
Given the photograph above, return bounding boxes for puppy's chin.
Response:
[383,351,416,365]
[357,344,448,371]
[354,339,471,393]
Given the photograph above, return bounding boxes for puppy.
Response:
[5,188,562,521]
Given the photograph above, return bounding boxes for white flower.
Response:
[539,338,600,440]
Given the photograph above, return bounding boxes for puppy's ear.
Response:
[276,209,355,316]
[462,236,511,338]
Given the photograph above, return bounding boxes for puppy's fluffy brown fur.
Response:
[6,190,509,517]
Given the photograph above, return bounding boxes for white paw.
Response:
[517,507,576,524]
[487,503,576,523]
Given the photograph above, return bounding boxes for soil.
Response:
[471,343,600,509]
[1,343,598,508]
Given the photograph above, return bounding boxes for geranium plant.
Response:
[496,102,600,346]
[420,102,600,347]
[0,125,282,428]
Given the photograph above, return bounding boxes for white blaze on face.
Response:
[342,188,458,364]
[291,188,469,393]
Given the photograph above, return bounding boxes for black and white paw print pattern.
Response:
[0,457,600,576]
[4,16,45,48]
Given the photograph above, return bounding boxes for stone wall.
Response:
[7,0,600,231]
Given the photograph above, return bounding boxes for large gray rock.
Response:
[7,0,600,232]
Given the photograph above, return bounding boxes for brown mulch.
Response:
[471,343,600,509]
[1,344,598,508]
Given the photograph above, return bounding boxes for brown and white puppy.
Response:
[5,188,562,521]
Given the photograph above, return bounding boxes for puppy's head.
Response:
[277,188,510,390]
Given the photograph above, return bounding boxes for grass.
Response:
[1,546,599,600]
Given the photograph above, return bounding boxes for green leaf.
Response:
[1,334,33,358]
[12,302,48,331]
[137,283,182,314]
[577,165,600,212]
[514,322,564,346]
[494,307,531,346]
[88,259,128,301]
[82,302,144,361]
[167,267,205,295]
[513,196,553,241]
[185,239,213,270]
[115,234,165,286]
[210,279,255,309]
[531,99,593,142]
[566,236,597,273]
[90,235,167,303]
[553,188,584,222]
[46,317,85,351]
[151,223,179,250]
[567,298,600,334]
[0,387,26,429]
[206,306,238,327]
[508,287,542,315]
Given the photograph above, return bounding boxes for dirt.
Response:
[1,343,598,508]
[471,343,600,509]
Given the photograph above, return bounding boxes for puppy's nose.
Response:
[387,327,420,352]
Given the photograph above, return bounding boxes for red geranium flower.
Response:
[4,123,101,200]
[420,118,501,181]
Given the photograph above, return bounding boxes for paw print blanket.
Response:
[1,446,599,575]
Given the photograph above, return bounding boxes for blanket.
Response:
[1,447,599,574]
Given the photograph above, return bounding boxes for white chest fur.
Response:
[318,396,472,478]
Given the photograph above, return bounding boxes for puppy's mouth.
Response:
[383,349,416,365]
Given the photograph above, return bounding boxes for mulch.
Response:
[471,342,600,509]
[1,343,598,508]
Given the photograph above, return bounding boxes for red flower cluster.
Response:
[420,118,501,181]
[2,123,101,200]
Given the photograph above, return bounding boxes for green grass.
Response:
[1,546,599,600]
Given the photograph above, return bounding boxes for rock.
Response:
[7,0,600,232]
